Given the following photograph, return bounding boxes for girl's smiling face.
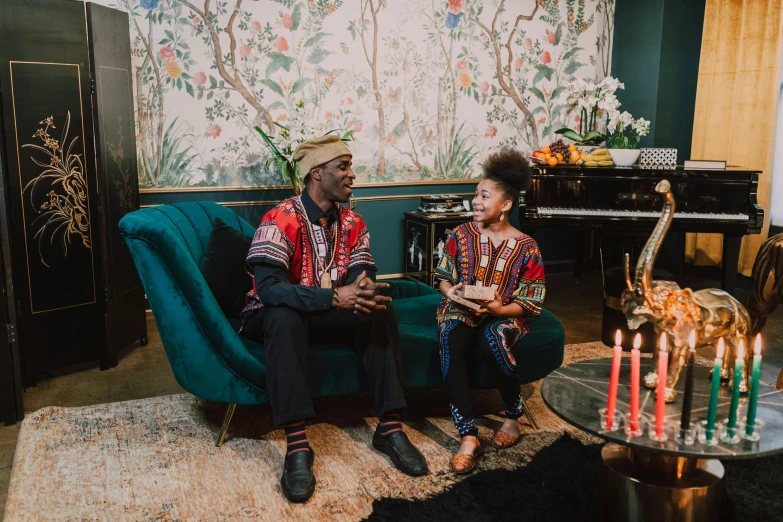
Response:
[472,178,513,224]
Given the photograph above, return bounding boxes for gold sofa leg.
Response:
[520,395,538,430]
[216,403,237,447]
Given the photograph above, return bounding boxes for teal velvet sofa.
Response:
[119,202,565,444]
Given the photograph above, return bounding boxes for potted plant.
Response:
[605,111,650,167]
[555,77,624,147]
[256,99,353,195]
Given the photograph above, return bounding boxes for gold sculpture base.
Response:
[600,443,725,522]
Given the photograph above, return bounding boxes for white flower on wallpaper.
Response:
[101,0,614,188]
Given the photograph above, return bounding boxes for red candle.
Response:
[630,333,641,433]
[654,333,669,438]
[606,330,623,429]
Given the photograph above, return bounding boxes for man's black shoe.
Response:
[281,449,315,503]
[372,425,428,476]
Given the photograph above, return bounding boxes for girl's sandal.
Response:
[451,435,481,474]
[492,421,522,449]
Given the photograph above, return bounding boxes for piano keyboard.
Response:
[533,208,750,221]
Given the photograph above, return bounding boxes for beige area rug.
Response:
[5,342,616,521]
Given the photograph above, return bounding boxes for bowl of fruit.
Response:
[532,140,601,167]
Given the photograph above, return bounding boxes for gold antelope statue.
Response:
[620,180,752,402]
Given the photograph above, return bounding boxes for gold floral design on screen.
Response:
[108,120,135,217]
[22,112,91,267]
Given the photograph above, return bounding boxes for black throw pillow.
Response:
[199,217,253,318]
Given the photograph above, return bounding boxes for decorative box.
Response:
[639,148,677,168]
[418,195,471,213]
[461,285,495,301]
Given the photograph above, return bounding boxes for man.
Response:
[240,135,428,503]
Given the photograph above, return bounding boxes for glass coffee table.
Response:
[541,357,783,522]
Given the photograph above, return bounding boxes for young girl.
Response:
[435,149,545,474]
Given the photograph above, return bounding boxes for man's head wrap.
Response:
[293,135,352,180]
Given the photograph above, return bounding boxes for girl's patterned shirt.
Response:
[435,222,545,329]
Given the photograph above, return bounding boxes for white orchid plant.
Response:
[555,76,624,145]
[256,99,353,194]
[606,111,650,149]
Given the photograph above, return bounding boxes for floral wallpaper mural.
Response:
[97,0,615,189]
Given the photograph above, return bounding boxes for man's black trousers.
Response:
[241,306,407,425]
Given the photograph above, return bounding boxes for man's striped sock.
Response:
[284,421,310,456]
[378,412,403,439]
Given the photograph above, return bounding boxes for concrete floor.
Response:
[0,270,780,516]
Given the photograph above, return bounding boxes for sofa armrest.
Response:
[120,212,268,404]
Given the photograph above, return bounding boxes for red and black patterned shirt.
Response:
[243,190,375,315]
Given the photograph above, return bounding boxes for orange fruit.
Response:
[547,156,558,166]
[571,151,581,161]
[568,144,577,152]
[556,153,563,161]
[541,145,551,154]
[544,153,551,160]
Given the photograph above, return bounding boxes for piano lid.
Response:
[531,164,762,182]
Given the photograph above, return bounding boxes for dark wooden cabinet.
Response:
[403,211,474,288]
[0,0,146,389]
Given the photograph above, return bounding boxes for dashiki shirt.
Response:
[435,221,545,332]
[242,195,375,313]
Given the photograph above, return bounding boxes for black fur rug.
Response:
[364,434,783,522]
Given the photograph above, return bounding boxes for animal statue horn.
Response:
[621,180,751,402]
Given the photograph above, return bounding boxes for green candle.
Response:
[746,334,762,436]
[705,338,725,440]
[727,340,745,437]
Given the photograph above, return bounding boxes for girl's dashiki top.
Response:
[435,222,545,329]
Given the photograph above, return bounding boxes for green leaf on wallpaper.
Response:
[291,3,302,30]
[260,79,285,97]
[473,89,479,103]
[529,87,546,103]
[266,101,284,112]
[551,85,566,102]
[564,60,582,75]
[562,46,583,62]
[533,64,555,85]
[210,76,217,88]
[305,32,331,48]
[308,48,332,65]
[532,106,546,116]
[291,78,312,94]
[356,85,367,98]
[185,82,194,97]
[554,24,563,46]
[266,52,295,76]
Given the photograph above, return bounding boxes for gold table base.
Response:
[600,443,725,522]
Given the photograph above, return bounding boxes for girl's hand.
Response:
[445,282,464,304]
[482,291,504,317]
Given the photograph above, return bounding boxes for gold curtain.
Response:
[687,0,783,276]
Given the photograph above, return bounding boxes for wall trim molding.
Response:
[139,179,480,194]
[140,193,475,209]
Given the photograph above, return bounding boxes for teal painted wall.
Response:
[655,1,706,162]
[139,183,579,276]
[611,0,665,149]
[611,0,705,162]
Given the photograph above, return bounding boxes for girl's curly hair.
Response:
[482,148,533,202]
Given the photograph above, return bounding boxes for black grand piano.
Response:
[518,165,764,293]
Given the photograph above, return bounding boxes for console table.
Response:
[403,211,473,288]
[541,357,783,522]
